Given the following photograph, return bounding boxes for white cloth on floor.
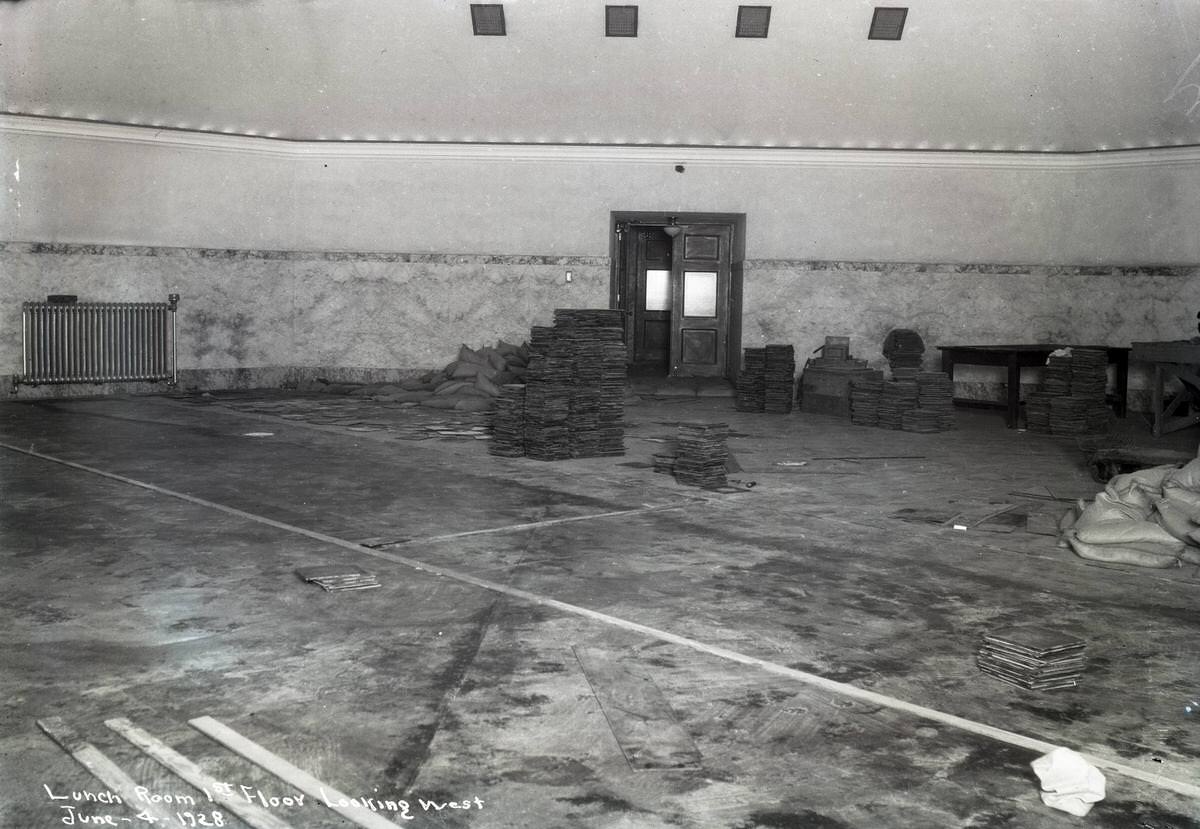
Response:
[1030,747,1106,816]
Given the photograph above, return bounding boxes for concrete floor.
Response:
[1,388,1198,829]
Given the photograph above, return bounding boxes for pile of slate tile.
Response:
[977,626,1087,690]
[487,384,527,457]
[673,422,730,489]
[849,370,955,432]
[877,380,919,429]
[1026,347,1109,435]
[763,344,797,413]
[296,564,381,592]
[493,309,628,460]
[555,309,628,457]
[913,371,956,431]
[735,347,767,412]
[849,376,884,426]
[883,328,926,376]
[523,348,573,461]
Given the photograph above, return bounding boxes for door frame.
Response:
[609,211,746,380]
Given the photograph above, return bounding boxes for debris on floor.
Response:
[946,502,1024,532]
[1030,747,1106,816]
[296,564,381,592]
[977,626,1086,690]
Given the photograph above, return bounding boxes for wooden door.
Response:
[623,227,673,375]
[669,223,732,378]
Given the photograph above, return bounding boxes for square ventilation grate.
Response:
[869,7,908,40]
[471,4,506,36]
[736,6,771,38]
[606,5,638,37]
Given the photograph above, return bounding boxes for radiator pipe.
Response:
[168,294,179,386]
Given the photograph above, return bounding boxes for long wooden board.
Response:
[37,716,177,826]
[188,716,401,829]
[105,718,294,829]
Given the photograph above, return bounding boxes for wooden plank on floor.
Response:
[573,646,702,771]
[188,716,401,829]
[37,716,177,826]
[105,718,295,829]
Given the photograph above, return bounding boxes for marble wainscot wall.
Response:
[2,243,1196,408]
[742,260,1200,410]
[0,243,607,397]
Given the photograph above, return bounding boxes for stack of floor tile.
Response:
[883,329,926,375]
[674,422,730,489]
[1049,395,1091,436]
[1041,354,1073,397]
[1027,348,1109,435]
[915,371,956,431]
[901,407,942,433]
[651,452,677,476]
[850,376,884,426]
[877,381,919,429]
[554,309,628,457]
[763,344,796,413]
[1068,348,1111,434]
[1024,391,1054,432]
[1070,348,1108,398]
[735,348,767,412]
[529,325,557,355]
[487,384,527,457]
[296,565,381,592]
[511,310,628,460]
[978,626,1087,690]
[523,349,573,461]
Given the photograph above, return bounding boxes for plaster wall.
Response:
[2,122,1198,403]
[6,123,1200,263]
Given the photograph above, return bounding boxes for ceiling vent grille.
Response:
[606,5,638,37]
[735,6,771,38]
[471,4,507,36]
[869,7,907,40]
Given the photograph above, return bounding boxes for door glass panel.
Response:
[644,269,670,311]
[683,271,717,317]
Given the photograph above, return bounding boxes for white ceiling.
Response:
[3,0,1200,152]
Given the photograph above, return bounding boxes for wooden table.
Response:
[1130,340,1200,437]
[937,344,1130,429]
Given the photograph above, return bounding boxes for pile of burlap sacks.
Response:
[1061,457,1200,568]
[347,341,531,412]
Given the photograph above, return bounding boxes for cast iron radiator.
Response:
[15,294,179,387]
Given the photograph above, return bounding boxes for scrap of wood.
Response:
[105,718,294,829]
[1008,491,1092,503]
[37,717,177,825]
[944,503,1022,529]
[973,510,1028,533]
[573,647,702,770]
[810,455,927,461]
[188,716,399,829]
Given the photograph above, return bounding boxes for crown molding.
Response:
[4,114,1200,171]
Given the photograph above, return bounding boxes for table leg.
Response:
[1113,350,1128,418]
[1006,353,1020,428]
[1152,364,1164,438]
